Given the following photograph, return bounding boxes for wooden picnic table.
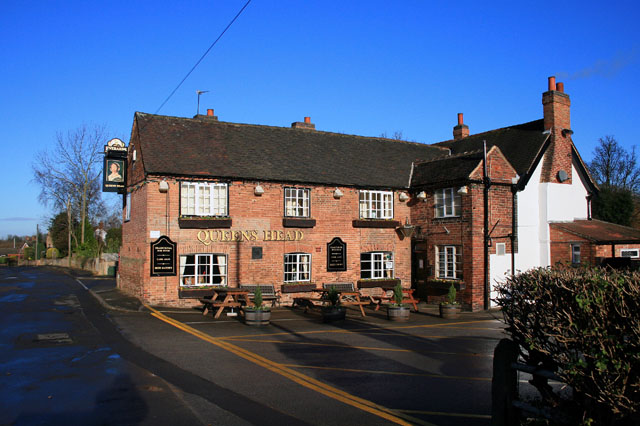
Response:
[309,288,368,317]
[200,287,253,319]
[371,287,420,312]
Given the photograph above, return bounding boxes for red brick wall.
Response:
[119,177,412,307]
[541,89,573,184]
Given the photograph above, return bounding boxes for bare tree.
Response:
[33,125,107,248]
[589,136,640,191]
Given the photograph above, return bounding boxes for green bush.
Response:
[495,267,640,425]
[46,247,59,259]
[392,283,404,306]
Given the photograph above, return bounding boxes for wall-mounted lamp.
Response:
[416,191,427,201]
[333,188,344,199]
[398,192,409,202]
[398,217,415,239]
[159,180,169,193]
[132,150,137,162]
[457,186,468,194]
[254,185,265,196]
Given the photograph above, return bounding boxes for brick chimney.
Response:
[453,113,469,140]
[541,76,573,184]
[193,108,218,120]
[291,116,316,130]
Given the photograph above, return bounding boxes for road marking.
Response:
[223,337,492,357]
[75,278,88,291]
[396,409,491,419]
[144,304,433,426]
[282,364,492,382]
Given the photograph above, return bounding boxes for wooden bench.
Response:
[322,282,355,292]
[199,299,242,316]
[240,284,280,307]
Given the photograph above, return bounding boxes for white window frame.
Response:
[360,252,394,279]
[284,187,310,218]
[125,193,131,222]
[620,249,639,258]
[436,245,462,279]
[284,253,311,282]
[359,190,393,219]
[434,188,461,218]
[496,243,506,256]
[571,244,581,264]
[180,181,228,217]
[179,254,227,287]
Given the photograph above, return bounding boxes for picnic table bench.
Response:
[370,287,420,312]
[293,283,369,317]
[240,284,280,307]
[199,287,252,319]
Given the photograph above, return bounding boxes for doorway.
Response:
[411,240,429,289]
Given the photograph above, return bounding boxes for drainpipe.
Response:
[511,185,517,279]
[483,141,490,310]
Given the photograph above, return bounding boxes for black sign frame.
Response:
[150,236,177,276]
[327,237,347,272]
[103,138,128,194]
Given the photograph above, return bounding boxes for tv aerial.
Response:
[196,90,209,115]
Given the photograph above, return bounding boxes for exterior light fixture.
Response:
[254,185,265,196]
[457,186,468,194]
[333,188,344,199]
[398,217,415,239]
[159,180,169,193]
[416,191,427,201]
[398,192,409,202]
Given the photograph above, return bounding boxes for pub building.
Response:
[118,77,640,310]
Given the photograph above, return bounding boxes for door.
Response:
[411,240,429,289]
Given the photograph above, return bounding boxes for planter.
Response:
[358,279,401,289]
[282,218,316,228]
[387,306,410,322]
[179,288,216,299]
[322,306,346,322]
[244,309,271,326]
[427,279,465,291]
[178,218,232,229]
[281,283,316,293]
[439,304,462,319]
[352,219,400,229]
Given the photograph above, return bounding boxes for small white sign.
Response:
[150,230,161,239]
[385,261,393,269]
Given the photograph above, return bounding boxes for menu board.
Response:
[327,237,347,271]
[150,236,177,276]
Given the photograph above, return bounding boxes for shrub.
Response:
[392,283,404,306]
[444,284,457,305]
[327,286,340,306]
[495,266,640,425]
[253,286,264,310]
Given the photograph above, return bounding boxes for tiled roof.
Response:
[550,219,640,243]
[435,120,548,178]
[411,150,484,187]
[134,113,448,189]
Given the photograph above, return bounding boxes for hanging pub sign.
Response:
[150,236,177,276]
[327,237,347,271]
[103,138,127,193]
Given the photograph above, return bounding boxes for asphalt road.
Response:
[1,266,506,425]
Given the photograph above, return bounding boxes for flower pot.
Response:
[387,306,410,322]
[439,304,461,319]
[244,309,271,326]
[321,306,346,322]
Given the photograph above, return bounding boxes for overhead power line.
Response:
[154,0,253,114]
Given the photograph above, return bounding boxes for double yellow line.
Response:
[145,305,433,426]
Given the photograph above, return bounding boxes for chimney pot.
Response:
[556,82,564,93]
[457,113,464,125]
[548,76,556,91]
[207,109,214,116]
[304,116,311,124]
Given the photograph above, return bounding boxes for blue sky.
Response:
[1,1,639,238]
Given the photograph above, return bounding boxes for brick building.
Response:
[118,77,640,310]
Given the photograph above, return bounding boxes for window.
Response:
[434,188,461,218]
[436,246,462,279]
[284,187,310,217]
[180,182,227,217]
[284,253,311,282]
[180,254,227,286]
[496,243,506,256]
[620,249,639,258]
[571,244,581,264]
[359,190,393,219]
[361,252,394,279]
[125,193,131,222]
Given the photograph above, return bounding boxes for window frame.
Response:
[360,251,394,279]
[620,249,639,258]
[359,190,394,219]
[283,187,311,218]
[435,245,462,279]
[179,253,227,287]
[496,242,506,256]
[434,187,461,218]
[571,244,581,264]
[180,181,229,217]
[283,252,312,282]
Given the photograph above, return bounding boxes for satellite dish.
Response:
[557,170,568,182]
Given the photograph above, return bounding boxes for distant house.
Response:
[117,77,640,310]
